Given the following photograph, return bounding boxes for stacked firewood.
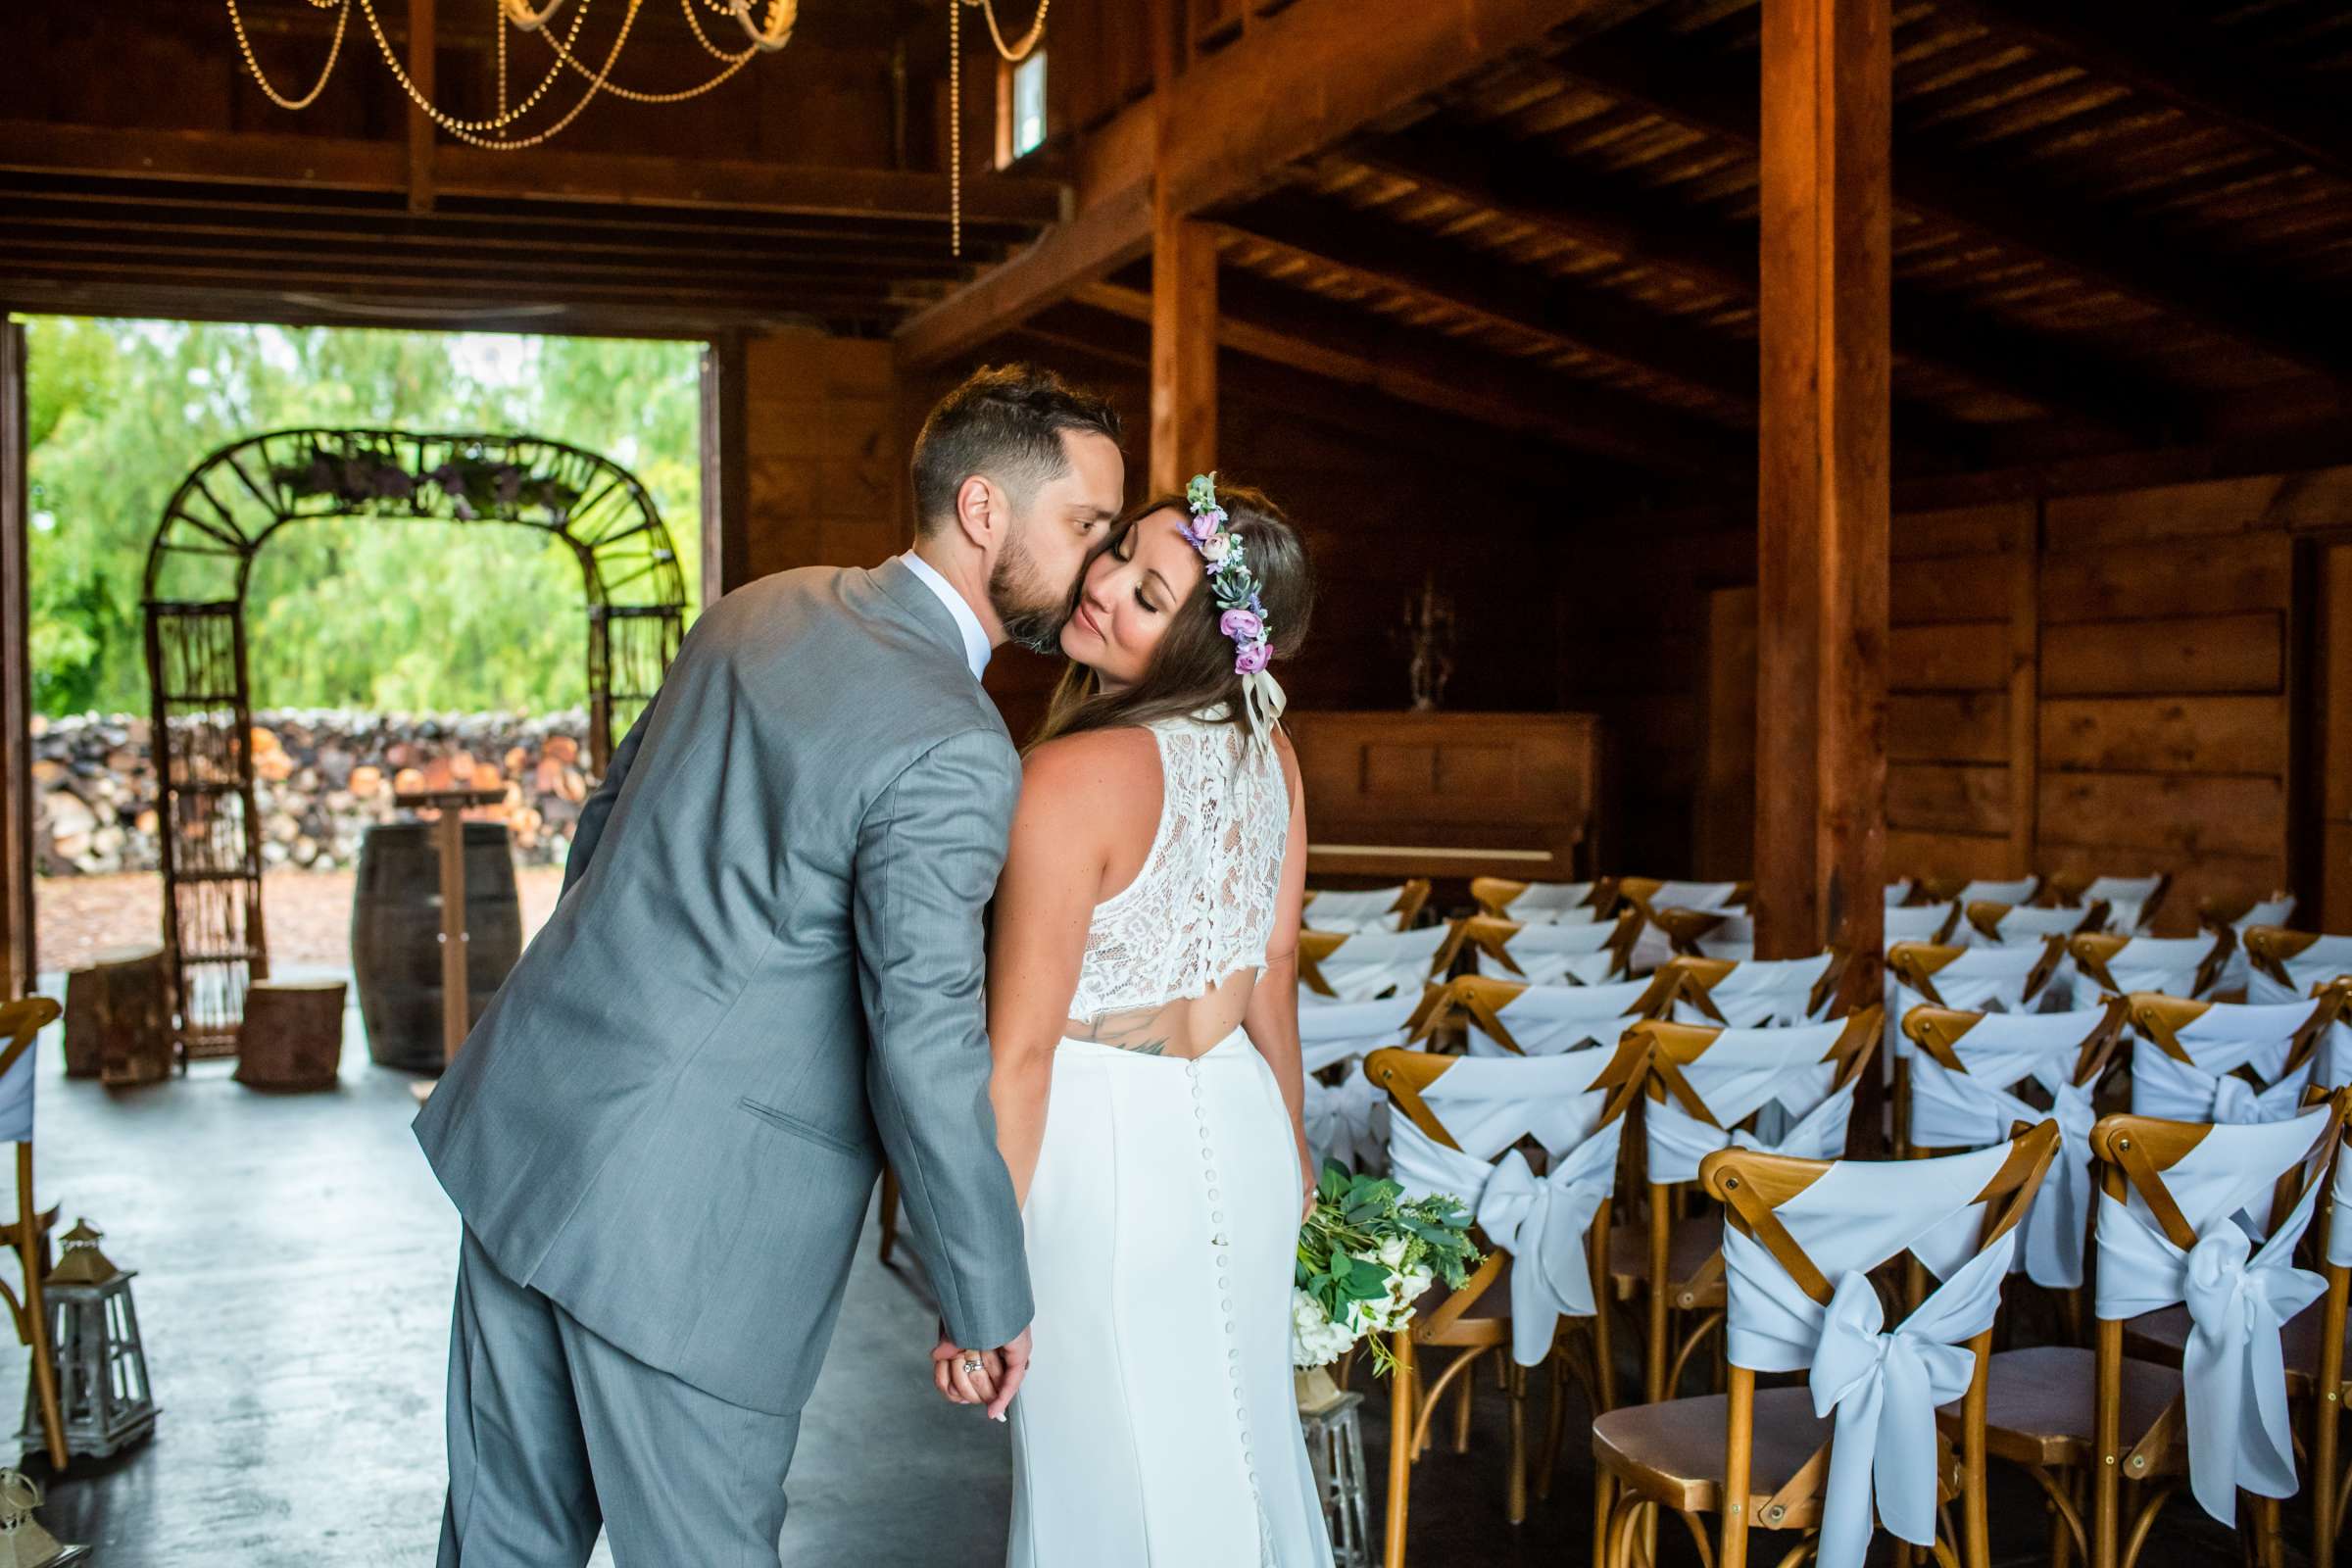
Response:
[33,710,602,875]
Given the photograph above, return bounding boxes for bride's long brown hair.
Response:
[1027,481,1313,751]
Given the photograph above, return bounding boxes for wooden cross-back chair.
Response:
[1592,1121,2062,1568]
[1643,951,1853,1029]
[1923,873,2041,906]
[1897,1000,2132,1336]
[1433,908,1642,987]
[1966,899,2111,947]
[1610,1009,1885,1408]
[1303,879,1433,935]
[2068,930,2231,1001]
[1885,900,1964,947]
[0,999,66,1470]
[1296,925,1449,1002]
[1649,905,1760,961]
[2124,990,2342,1125]
[2243,927,2352,1005]
[1886,939,2065,1151]
[2045,873,2173,935]
[1415,973,1663,1058]
[2305,1111,2352,1568]
[1470,876,1615,925]
[2198,898,2297,999]
[1364,1037,1648,1568]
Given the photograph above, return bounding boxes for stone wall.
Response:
[33,710,598,876]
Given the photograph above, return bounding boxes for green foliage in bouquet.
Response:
[1294,1160,1481,1375]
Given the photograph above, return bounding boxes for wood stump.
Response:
[62,946,172,1087]
[233,981,347,1092]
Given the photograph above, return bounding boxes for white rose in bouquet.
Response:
[1294,1163,1481,1376]
[1292,1289,1357,1369]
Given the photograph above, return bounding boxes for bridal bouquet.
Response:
[1292,1162,1480,1374]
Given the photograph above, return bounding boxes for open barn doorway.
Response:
[11,317,710,1069]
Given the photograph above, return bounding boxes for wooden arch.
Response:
[140,428,687,1057]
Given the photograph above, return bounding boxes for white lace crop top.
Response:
[1066,711,1292,1018]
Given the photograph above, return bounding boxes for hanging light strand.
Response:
[225,0,354,112]
[537,0,758,101]
[354,0,646,149]
[950,0,1052,254]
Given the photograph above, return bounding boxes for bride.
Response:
[936,474,1331,1566]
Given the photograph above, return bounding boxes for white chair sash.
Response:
[1887,942,2050,1060]
[2128,1001,2324,1123]
[1297,995,1418,1075]
[1502,881,1600,924]
[1885,903,1959,945]
[1306,887,1409,934]
[2216,899,2297,996]
[2328,1136,2352,1271]
[1644,1017,1857,1185]
[2092,934,2223,999]
[1304,1072,1388,1174]
[2081,875,2165,935]
[1885,879,1915,908]
[1671,953,1835,1028]
[1904,1009,2107,1289]
[1630,883,1746,972]
[2094,1109,2332,1524]
[1314,927,1448,1002]
[1722,1143,2020,1568]
[1956,876,2038,906]
[1385,1057,1625,1366]
[1474,920,1624,987]
[2247,934,2352,1006]
[1466,977,1650,1058]
[0,1032,34,1146]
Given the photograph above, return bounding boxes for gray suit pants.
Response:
[438,1227,802,1567]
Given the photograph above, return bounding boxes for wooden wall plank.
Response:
[2038,771,2284,858]
[2041,467,2352,550]
[1890,621,2009,690]
[2041,612,2282,696]
[1886,828,2015,881]
[2040,533,2291,623]
[1697,585,1758,879]
[2040,695,2289,775]
[2035,841,2286,936]
[1888,762,2010,835]
[1893,554,2011,622]
[1892,500,2033,560]
[1889,692,2009,761]
[1149,208,1218,492]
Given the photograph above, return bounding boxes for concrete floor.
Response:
[11,967,2263,1567]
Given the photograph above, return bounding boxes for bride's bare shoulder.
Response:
[1014,728,1161,828]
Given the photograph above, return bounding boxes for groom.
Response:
[414,364,1126,1565]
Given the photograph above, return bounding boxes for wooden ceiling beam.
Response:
[1548,36,2352,382]
[1936,0,2352,185]
[0,121,1065,225]
[894,0,1616,367]
[1078,276,1749,477]
[1351,125,2190,443]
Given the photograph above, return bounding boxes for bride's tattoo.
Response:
[1069,1008,1173,1056]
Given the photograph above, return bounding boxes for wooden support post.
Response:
[1149,195,1218,495]
[433,806,466,1067]
[407,0,437,215]
[1754,0,1891,1066]
[0,320,31,1002]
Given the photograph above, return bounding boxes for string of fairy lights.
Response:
[224,0,1048,247]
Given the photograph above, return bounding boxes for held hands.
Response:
[931,1322,1032,1421]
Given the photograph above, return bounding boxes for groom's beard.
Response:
[989,525,1071,655]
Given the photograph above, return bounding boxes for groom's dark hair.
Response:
[910,364,1123,536]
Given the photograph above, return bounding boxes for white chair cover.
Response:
[1885,879,1915,908]
[2079,874,2165,934]
[1465,978,1650,1058]
[2095,1106,2333,1524]
[2213,898,2296,997]
[1723,1142,2021,1568]
[1501,881,1601,924]
[1471,920,1624,987]
[2327,1131,2352,1271]
[1972,908,2087,1003]
[1955,876,2039,906]
[1885,903,1959,945]
[1305,887,1410,934]
[1646,1017,1860,1185]
[1905,1009,2109,1289]
[1312,926,1447,1002]
[1887,942,2051,1060]
[0,1032,35,1146]
[1298,996,1417,1173]
[1629,881,1746,973]
[2128,1000,2322,1124]
[2248,934,2352,1005]
[2087,933,2225,999]
[1671,952,1837,1028]
[1685,909,1756,962]
[1386,1056,1626,1366]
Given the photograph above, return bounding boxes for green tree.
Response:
[24,318,703,719]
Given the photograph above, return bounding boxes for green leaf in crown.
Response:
[1186,471,1219,513]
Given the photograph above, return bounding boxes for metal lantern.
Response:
[19,1221,154,1461]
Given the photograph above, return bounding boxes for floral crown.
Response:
[1182,472,1273,675]
[1181,472,1289,745]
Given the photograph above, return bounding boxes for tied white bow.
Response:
[1302,1071,1386,1174]
[1645,1087,1855,1187]
[1242,669,1288,748]
[1725,1233,2012,1568]
[1473,1130,1621,1366]
[2131,1041,2309,1126]
[2094,1193,2323,1522]
[1909,1066,2096,1290]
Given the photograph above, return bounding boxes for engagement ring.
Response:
[962,1357,985,1375]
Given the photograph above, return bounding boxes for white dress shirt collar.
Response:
[898,549,992,680]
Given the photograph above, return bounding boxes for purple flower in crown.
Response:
[1187,508,1222,542]
[1219,608,1264,642]
[1234,639,1273,674]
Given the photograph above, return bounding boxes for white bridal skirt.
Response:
[1008,1029,1334,1568]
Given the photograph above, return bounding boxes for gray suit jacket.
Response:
[414,559,1032,1415]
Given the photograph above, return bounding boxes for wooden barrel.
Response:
[350,821,522,1073]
